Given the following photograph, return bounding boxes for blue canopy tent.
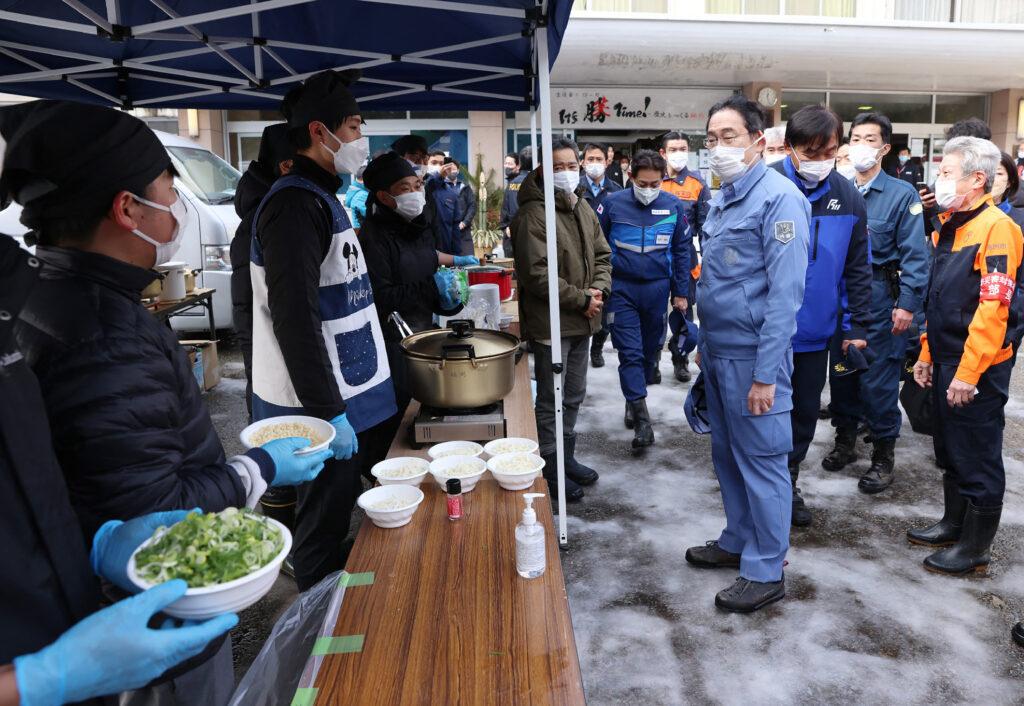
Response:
[0,0,577,543]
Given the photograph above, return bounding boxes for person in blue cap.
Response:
[684,95,810,613]
[770,104,872,527]
[596,150,690,451]
[823,112,927,494]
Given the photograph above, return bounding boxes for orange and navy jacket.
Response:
[920,194,1024,384]
[661,167,709,280]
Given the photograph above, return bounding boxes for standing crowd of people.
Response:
[4,64,1024,704]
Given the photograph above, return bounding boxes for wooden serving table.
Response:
[306,327,585,705]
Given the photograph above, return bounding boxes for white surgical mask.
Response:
[837,163,857,180]
[584,162,606,181]
[553,170,580,193]
[765,153,786,165]
[709,134,764,185]
[319,124,369,175]
[1018,149,1024,160]
[425,164,442,176]
[793,155,835,184]
[633,184,661,206]
[393,190,426,220]
[666,152,688,172]
[849,144,882,173]
[131,186,188,265]
[934,175,969,212]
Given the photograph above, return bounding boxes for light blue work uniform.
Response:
[697,159,810,582]
[827,170,927,440]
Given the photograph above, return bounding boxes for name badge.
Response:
[656,234,671,245]
[652,209,670,215]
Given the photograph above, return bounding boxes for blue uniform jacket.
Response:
[860,170,928,313]
[582,174,621,213]
[596,189,690,297]
[698,160,810,384]
[773,158,873,352]
[425,172,462,255]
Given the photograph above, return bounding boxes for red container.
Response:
[467,266,513,301]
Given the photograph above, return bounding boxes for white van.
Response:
[0,130,241,331]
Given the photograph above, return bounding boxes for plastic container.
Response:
[127,517,292,620]
[356,485,425,528]
[370,456,430,486]
[483,437,539,457]
[427,440,484,460]
[240,416,336,457]
[515,493,546,579]
[486,453,544,491]
[428,455,488,492]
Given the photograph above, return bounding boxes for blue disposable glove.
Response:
[433,270,461,310]
[329,413,358,461]
[453,255,480,266]
[262,436,334,486]
[14,579,237,706]
[91,510,193,593]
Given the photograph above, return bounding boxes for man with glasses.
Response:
[660,130,710,382]
[684,95,809,613]
[597,150,689,451]
[823,113,927,495]
[510,137,612,501]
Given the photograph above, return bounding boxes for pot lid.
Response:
[467,265,503,274]
[402,320,519,358]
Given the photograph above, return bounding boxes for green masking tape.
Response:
[312,635,365,656]
[338,571,375,588]
[291,688,318,706]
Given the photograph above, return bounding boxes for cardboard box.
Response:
[180,340,220,391]
[182,344,204,392]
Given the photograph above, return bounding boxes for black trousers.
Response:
[931,359,1012,507]
[292,420,395,591]
[789,348,829,469]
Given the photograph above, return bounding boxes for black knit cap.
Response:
[391,134,429,156]
[0,99,169,226]
[256,123,292,176]
[363,151,417,194]
[285,69,362,128]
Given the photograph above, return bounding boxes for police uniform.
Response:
[661,167,711,370]
[828,171,927,444]
[597,188,689,403]
[698,159,809,582]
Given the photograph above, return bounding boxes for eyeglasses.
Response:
[703,132,753,149]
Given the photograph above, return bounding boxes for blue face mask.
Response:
[898,155,909,164]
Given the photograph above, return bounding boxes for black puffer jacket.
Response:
[15,246,246,541]
[230,160,274,332]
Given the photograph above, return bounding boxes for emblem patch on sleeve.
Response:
[774,221,795,244]
[909,202,924,216]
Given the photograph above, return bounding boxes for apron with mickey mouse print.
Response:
[250,174,396,432]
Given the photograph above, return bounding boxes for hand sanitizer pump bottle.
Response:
[515,493,546,579]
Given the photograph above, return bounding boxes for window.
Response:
[895,0,952,21]
[577,0,667,9]
[785,0,854,16]
[829,92,932,123]
[166,147,241,205]
[706,0,778,12]
[959,0,1024,23]
[934,94,988,124]
[781,91,826,121]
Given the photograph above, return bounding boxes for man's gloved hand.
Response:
[329,413,358,461]
[91,510,193,592]
[453,255,479,266]
[434,270,461,310]
[14,580,237,706]
[262,437,334,486]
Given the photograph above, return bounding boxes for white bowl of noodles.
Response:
[239,415,335,456]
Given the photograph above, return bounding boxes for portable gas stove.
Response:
[412,400,507,445]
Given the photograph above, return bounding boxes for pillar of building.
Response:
[178,109,227,158]
[742,81,783,127]
[468,110,505,197]
[989,89,1024,153]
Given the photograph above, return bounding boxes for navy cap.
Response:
[675,319,699,357]
[832,344,877,377]
[684,372,711,435]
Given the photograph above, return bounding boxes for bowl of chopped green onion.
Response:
[127,508,291,620]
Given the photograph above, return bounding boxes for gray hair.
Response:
[943,136,1000,193]
[764,125,786,145]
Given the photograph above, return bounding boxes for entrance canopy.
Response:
[0,0,571,111]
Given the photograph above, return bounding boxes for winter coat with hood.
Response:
[231,160,274,359]
[510,168,613,341]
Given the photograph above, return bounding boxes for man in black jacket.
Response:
[449,157,477,255]
[499,145,532,257]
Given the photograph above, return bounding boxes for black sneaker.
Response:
[715,576,786,613]
[590,349,604,368]
[685,540,741,569]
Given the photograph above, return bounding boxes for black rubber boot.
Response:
[541,452,584,502]
[923,502,1001,575]
[907,473,966,547]
[590,332,607,368]
[624,400,634,429]
[715,576,786,613]
[629,398,654,450]
[789,460,811,527]
[1012,622,1024,648]
[564,435,598,486]
[821,425,858,471]
[673,353,691,383]
[858,439,895,494]
[648,364,662,385]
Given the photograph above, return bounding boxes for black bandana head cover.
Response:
[284,69,362,129]
[363,151,417,194]
[0,99,169,228]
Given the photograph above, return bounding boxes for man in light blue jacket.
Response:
[684,95,810,614]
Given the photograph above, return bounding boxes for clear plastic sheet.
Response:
[228,571,347,706]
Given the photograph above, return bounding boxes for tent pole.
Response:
[529,108,537,173]
[535,25,568,549]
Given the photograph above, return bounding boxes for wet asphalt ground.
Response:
[204,333,1024,703]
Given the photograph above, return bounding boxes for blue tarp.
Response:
[0,0,571,110]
